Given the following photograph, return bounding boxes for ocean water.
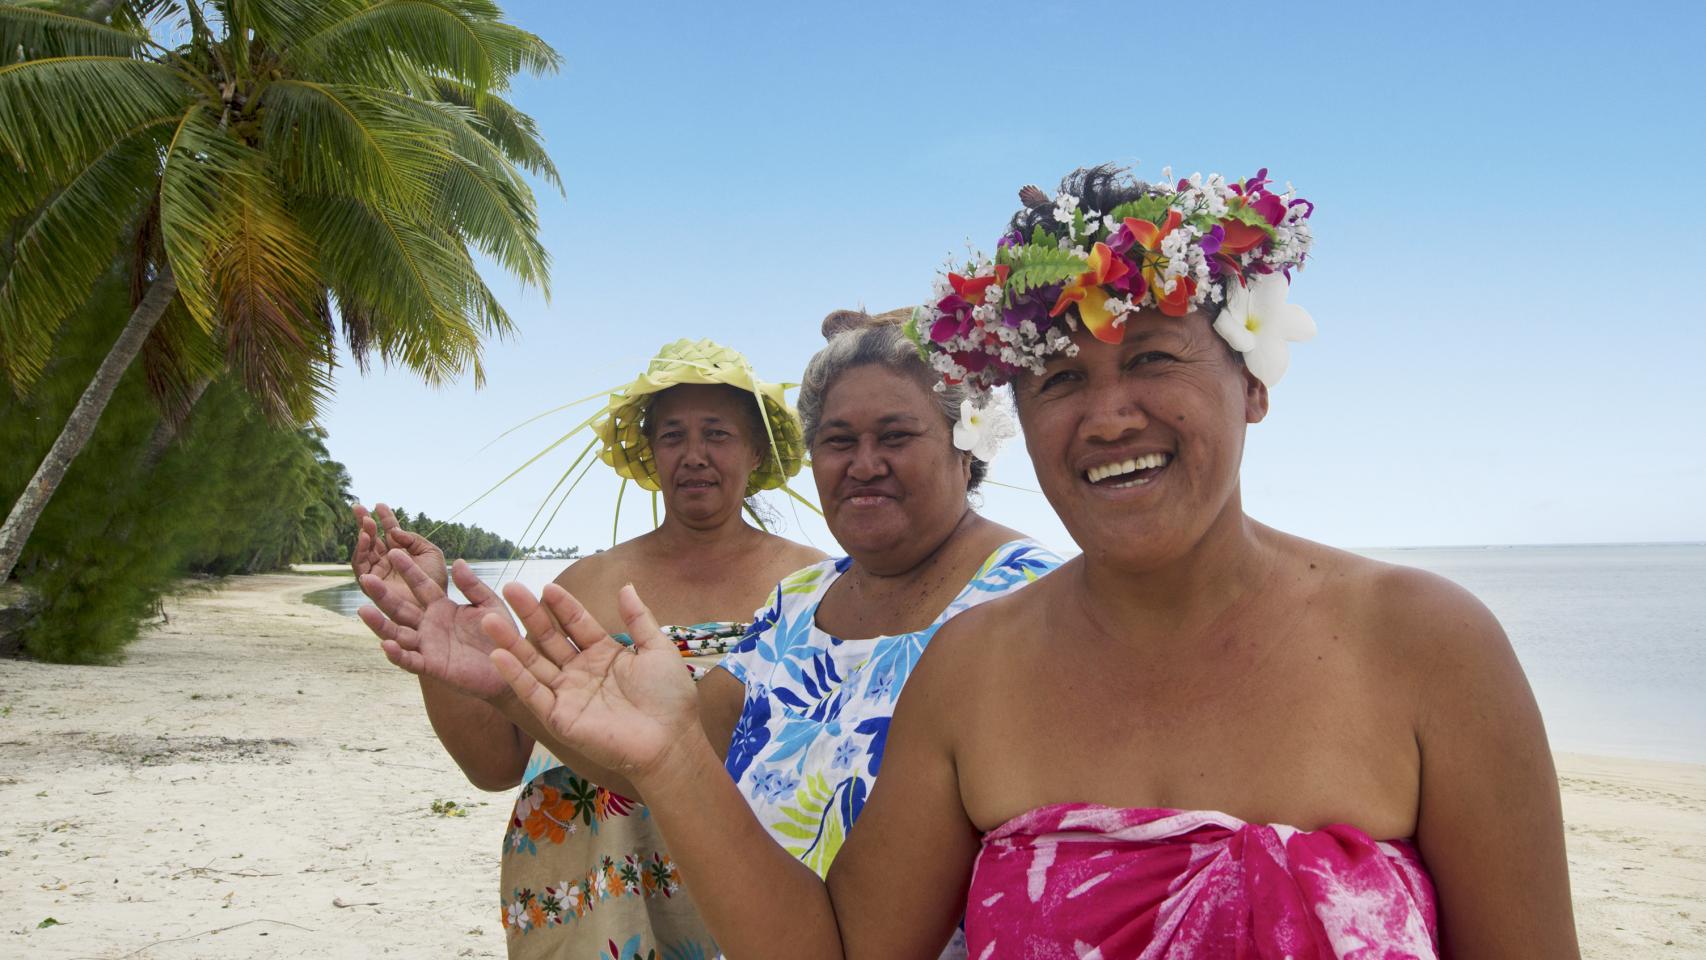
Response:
[307,543,1706,764]
[1356,543,1706,764]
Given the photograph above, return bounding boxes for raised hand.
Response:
[486,582,701,783]
[351,503,448,621]
[358,549,511,700]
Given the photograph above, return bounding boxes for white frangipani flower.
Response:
[1212,275,1316,387]
[952,398,1016,462]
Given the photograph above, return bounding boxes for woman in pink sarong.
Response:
[486,164,1581,958]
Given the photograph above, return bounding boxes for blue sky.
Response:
[318,0,1706,556]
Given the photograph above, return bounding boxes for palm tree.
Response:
[0,0,560,583]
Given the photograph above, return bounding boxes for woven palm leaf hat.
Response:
[593,338,805,497]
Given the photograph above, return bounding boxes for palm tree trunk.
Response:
[0,270,177,584]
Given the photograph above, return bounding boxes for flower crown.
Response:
[905,167,1317,391]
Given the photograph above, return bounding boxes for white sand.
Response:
[1,575,501,959]
[1,574,1702,958]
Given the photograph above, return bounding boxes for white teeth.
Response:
[1085,453,1170,484]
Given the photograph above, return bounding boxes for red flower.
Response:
[1217,219,1268,255]
[950,264,1010,304]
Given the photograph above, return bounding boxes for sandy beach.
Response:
[2,574,1702,958]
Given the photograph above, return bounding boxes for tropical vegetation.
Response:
[0,0,560,584]
[0,0,561,660]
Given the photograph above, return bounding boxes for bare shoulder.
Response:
[1277,533,1515,687]
[553,542,638,594]
[901,605,1001,724]
[893,573,1054,781]
[753,532,829,580]
[969,515,1030,557]
[920,564,1058,682]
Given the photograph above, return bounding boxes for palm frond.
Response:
[363,89,547,290]
[295,193,482,385]
[217,0,323,45]
[460,8,558,81]
[0,124,165,390]
[107,1,183,36]
[0,56,189,188]
[141,291,223,425]
[455,239,512,340]
[286,0,499,89]
[328,284,376,372]
[210,160,329,420]
[259,78,448,213]
[157,104,258,327]
[0,4,153,59]
[422,75,558,189]
[433,149,546,291]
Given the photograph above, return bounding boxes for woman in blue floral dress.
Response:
[719,539,1054,879]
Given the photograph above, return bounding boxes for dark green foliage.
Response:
[0,275,360,663]
[386,510,521,562]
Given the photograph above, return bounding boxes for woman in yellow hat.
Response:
[350,339,825,959]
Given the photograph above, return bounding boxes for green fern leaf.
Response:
[1006,244,1089,295]
[1107,196,1173,225]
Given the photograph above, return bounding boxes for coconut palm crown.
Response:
[1,0,559,412]
[0,0,561,583]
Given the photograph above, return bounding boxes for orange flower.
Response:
[1125,210,1196,318]
[1049,242,1133,343]
[1153,276,1197,317]
[523,786,574,844]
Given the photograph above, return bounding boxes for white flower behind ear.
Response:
[953,397,1016,462]
[1213,274,1316,386]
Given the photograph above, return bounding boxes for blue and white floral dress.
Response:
[716,540,1061,882]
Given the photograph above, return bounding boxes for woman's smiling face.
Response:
[1012,309,1268,567]
[648,384,764,526]
[810,365,971,571]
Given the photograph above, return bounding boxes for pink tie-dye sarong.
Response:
[967,805,1439,960]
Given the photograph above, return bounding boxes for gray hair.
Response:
[797,310,988,492]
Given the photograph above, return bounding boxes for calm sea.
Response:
[306,543,1706,764]
[1356,543,1706,764]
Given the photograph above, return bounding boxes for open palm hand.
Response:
[358,549,510,700]
[485,582,700,782]
[351,503,448,624]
